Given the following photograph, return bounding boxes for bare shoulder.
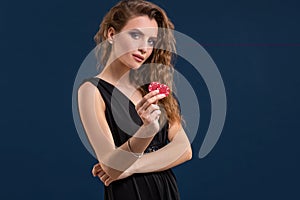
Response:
[78,81,105,110]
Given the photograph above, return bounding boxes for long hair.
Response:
[94,0,181,125]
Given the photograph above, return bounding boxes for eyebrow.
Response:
[130,28,157,39]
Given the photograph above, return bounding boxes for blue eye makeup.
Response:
[148,38,157,46]
[128,29,157,47]
[129,31,141,40]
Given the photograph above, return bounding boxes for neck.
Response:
[98,58,131,86]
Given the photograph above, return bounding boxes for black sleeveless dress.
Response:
[83,77,180,200]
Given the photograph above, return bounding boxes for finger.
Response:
[94,167,105,177]
[135,90,159,110]
[105,178,113,186]
[140,106,162,124]
[93,163,101,170]
[146,103,160,113]
[138,94,166,112]
[97,170,105,178]
[143,104,160,116]
[104,178,110,186]
[143,109,161,123]
[100,174,110,183]
[139,104,160,120]
[92,164,102,176]
[92,165,98,176]
[138,94,166,114]
[100,173,109,181]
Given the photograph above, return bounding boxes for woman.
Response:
[77,0,192,199]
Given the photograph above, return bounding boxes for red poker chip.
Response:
[148,82,160,92]
[159,84,170,96]
[148,82,170,97]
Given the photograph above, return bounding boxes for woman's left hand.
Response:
[92,163,133,186]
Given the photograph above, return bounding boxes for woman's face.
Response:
[110,16,158,69]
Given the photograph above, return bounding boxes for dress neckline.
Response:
[94,77,138,107]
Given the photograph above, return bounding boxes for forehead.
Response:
[121,16,158,36]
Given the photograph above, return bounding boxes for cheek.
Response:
[114,37,138,57]
[119,53,131,65]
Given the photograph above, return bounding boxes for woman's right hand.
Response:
[92,162,133,186]
[135,90,166,129]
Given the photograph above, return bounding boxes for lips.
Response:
[132,54,145,62]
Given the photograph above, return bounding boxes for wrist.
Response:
[127,139,144,158]
[135,123,158,138]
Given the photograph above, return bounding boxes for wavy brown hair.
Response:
[94,0,182,125]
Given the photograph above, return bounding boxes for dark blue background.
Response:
[1,0,299,199]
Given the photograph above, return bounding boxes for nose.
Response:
[137,39,150,54]
[138,47,146,54]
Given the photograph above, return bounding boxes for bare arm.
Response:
[78,82,165,179]
[93,121,192,186]
[127,122,192,174]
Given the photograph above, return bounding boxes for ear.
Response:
[107,27,116,44]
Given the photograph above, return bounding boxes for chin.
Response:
[129,64,143,70]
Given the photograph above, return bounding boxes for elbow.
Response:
[186,146,193,160]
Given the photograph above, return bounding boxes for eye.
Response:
[148,38,157,47]
[129,32,141,40]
